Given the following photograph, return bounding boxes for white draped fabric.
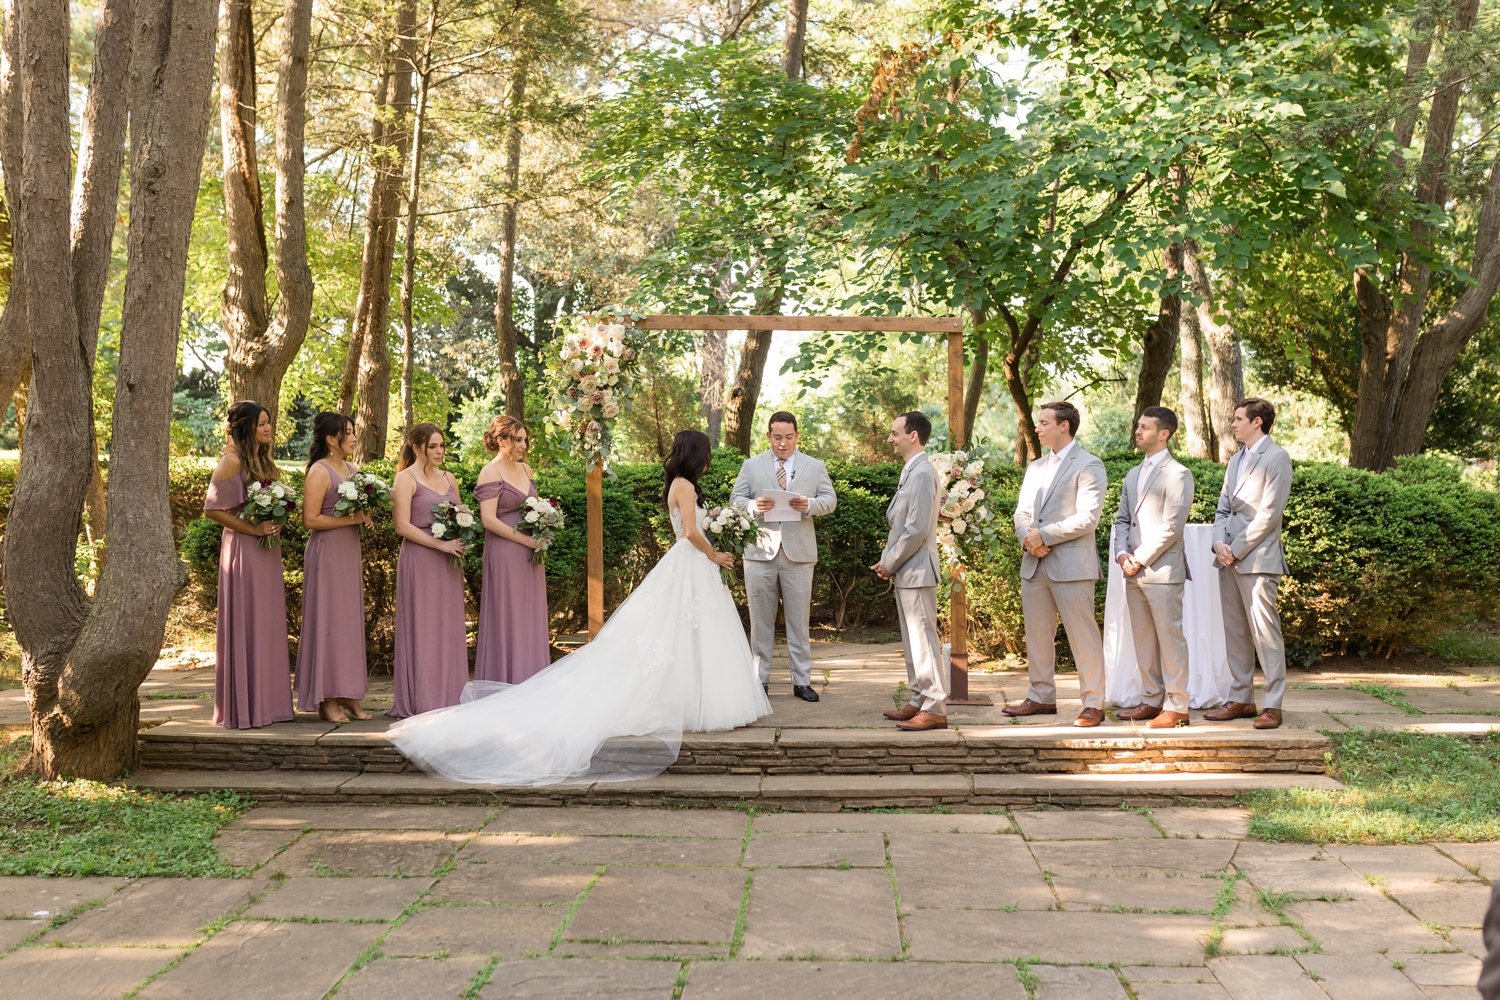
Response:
[1102,524,1234,710]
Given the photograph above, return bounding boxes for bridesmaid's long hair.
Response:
[482,414,524,453]
[397,422,444,473]
[227,400,279,483]
[662,429,711,509]
[306,412,354,471]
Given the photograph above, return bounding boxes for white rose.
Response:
[270,483,286,498]
[525,511,539,522]
[431,522,446,537]
[972,488,985,501]
[977,506,990,520]
[602,356,620,373]
[455,512,474,528]
[952,518,967,534]
[962,498,975,511]
[602,403,620,419]
[570,358,584,372]
[256,493,274,507]
[965,461,984,477]
[338,482,358,498]
[941,501,963,518]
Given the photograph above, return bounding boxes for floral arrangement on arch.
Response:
[544,315,647,470]
[929,448,1002,585]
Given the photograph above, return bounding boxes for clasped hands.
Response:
[1213,542,1235,567]
[754,494,810,513]
[1023,528,1051,559]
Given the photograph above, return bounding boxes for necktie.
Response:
[776,459,787,490]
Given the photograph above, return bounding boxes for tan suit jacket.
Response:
[1111,453,1195,585]
[1014,444,1107,583]
[1213,437,1292,575]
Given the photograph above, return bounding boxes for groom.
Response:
[731,412,837,701]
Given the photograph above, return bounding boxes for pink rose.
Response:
[623,347,636,360]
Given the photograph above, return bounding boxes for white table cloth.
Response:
[1102,524,1233,710]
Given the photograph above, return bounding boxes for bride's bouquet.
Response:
[703,505,763,586]
[244,479,300,548]
[518,495,564,565]
[332,470,391,522]
[430,499,481,567]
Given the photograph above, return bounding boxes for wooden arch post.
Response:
[587,314,975,688]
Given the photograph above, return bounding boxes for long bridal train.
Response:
[386,506,772,786]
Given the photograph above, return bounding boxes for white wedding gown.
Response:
[386,502,772,785]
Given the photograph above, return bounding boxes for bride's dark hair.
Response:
[663,430,712,508]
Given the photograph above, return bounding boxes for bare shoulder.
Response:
[304,461,329,485]
[211,451,242,482]
[476,456,501,484]
[391,467,416,491]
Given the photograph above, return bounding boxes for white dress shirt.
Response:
[1036,439,1077,501]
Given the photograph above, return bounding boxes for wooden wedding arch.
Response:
[582,314,990,706]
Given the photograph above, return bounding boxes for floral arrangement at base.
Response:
[244,479,300,548]
[430,499,481,567]
[929,448,1002,591]
[544,314,647,470]
[518,495,565,565]
[703,505,763,586]
[332,470,391,522]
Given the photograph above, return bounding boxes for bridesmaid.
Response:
[203,400,295,730]
[473,415,551,685]
[388,422,469,718]
[297,412,373,723]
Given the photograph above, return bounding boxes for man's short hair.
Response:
[1236,397,1275,435]
[1140,405,1179,437]
[897,411,932,445]
[767,411,798,432]
[1039,401,1081,438]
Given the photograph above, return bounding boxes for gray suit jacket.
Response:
[1014,444,1107,583]
[883,452,941,589]
[730,450,836,563]
[1111,453,1195,585]
[1213,437,1291,575]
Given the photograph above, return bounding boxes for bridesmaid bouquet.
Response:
[518,496,564,565]
[430,499,481,567]
[704,505,763,586]
[244,479,300,548]
[333,470,392,521]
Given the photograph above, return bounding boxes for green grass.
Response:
[1424,628,1500,665]
[1346,682,1423,716]
[0,734,249,877]
[0,656,20,691]
[1244,730,1500,844]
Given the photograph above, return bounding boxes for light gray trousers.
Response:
[745,549,815,687]
[1021,576,1105,709]
[896,585,948,715]
[1124,576,1190,714]
[1219,569,1287,709]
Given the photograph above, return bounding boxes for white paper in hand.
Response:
[759,489,802,522]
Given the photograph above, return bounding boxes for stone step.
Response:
[137,720,1333,778]
[126,767,1343,810]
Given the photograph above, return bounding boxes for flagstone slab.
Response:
[245,876,432,920]
[563,867,745,945]
[459,834,741,868]
[1014,808,1161,841]
[0,945,173,1000]
[1285,898,1447,954]
[1217,925,1307,954]
[1450,927,1486,956]
[379,905,563,957]
[432,861,597,906]
[751,811,1012,834]
[0,917,44,950]
[1296,953,1427,1000]
[1052,876,1221,913]
[1131,985,1233,1000]
[1034,964,1130,1000]
[1233,860,1382,901]
[1152,807,1250,840]
[138,920,383,1000]
[1121,967,1224,984]
[335,956,488,999]
[1389,951,1483,987]
[478,958,679,999]
[738,868,898,960]
[742,831,886,868]
[45,877,259,946]
[680,960,1029,1000]
[904,909,1212,964]
[213,829,300,868]
[1206,956,1327,1000]
[1433,842,1500,879]
[1327,845,1477,888]
[1385,882,1493,928]
[485,807,746,839]
[888,833,1054,910]
[1030,839,1237,877]
[271,830,468,877]
[229,805,493,831]
[0,875,131,920]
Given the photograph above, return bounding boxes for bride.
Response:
[387,429,772,785]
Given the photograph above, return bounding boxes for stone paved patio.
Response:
[0,804,1491,999]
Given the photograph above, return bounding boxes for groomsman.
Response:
[1112,406,1195,728]
[873,411,948,732]
[731,412,838,701]
[1006,401,1109,727]
[1205,398,1293,730]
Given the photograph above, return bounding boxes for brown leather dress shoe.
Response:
[884,704,921,721]
[1253,708,1283,729]
[1002,699,1057,717]
[1149,710,1190,728]
[897,711,948,731]
[1203,701,1258,722]
[1073,707,1105,728]
[1115,704,1161,721]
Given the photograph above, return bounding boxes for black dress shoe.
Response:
[793,685,820,703]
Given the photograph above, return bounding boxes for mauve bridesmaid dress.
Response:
[204,475,295,729]
[473,478,551,684]
[295,461,368,711]
[387,478,469,718]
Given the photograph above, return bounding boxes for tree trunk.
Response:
[0,0,29,417]
[494,60,527,422]
[699,328,727,446]
[335,63,388,416]
[351,0,416,460]
[998,310,1041,463]
[398,0,436,437]
[1133,243,1181,432]
[8,0,214,779]
[960,307,988,450]
[1177,282,1212,459]
[1184,241,1242,462]
[780,0,808,79]
[218,0,314,429]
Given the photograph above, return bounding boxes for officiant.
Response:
[731,412,837,702]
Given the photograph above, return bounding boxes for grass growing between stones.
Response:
[1244,730,1500,844]
[0,733,248,877]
